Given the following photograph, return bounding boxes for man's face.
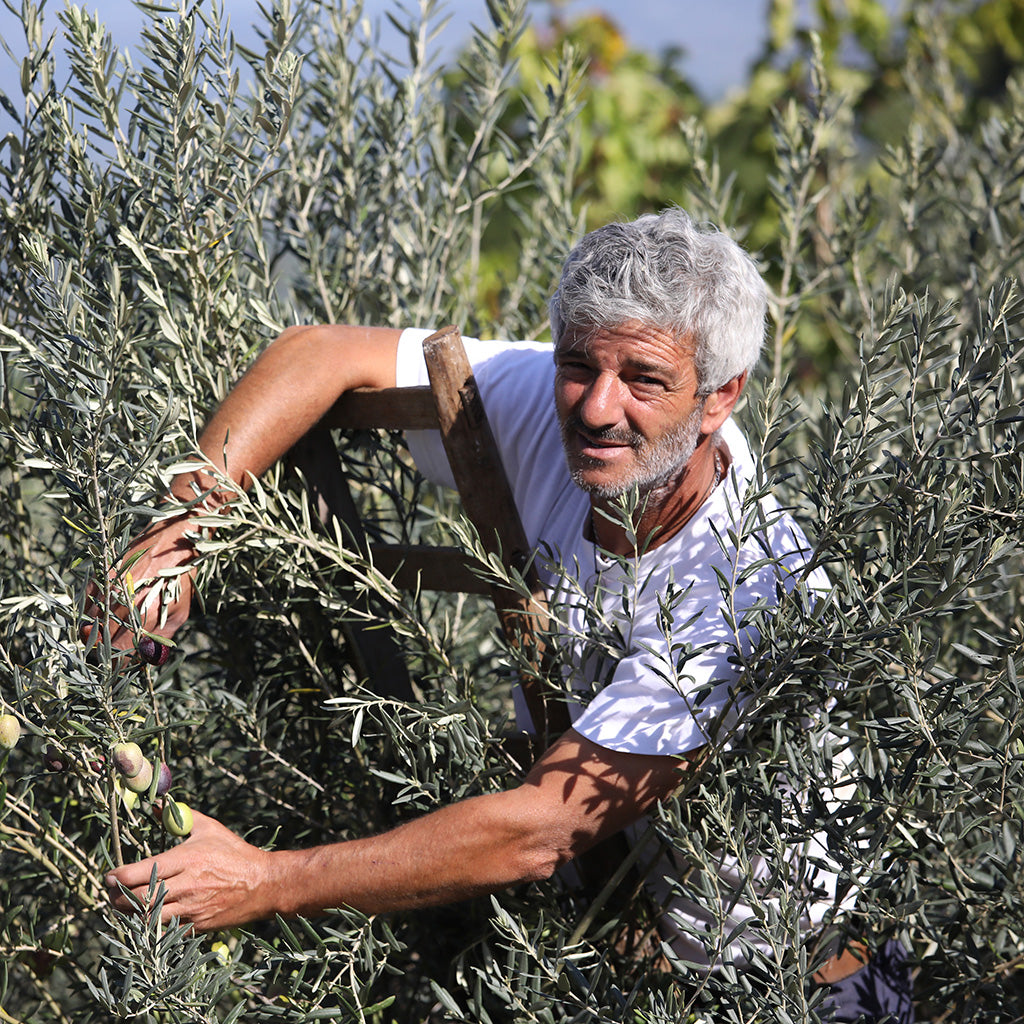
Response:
[553,321,706,499]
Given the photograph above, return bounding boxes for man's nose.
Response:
[578,373,624,429]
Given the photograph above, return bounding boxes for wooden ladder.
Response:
[289,329,639,926]
[286,325,567,747]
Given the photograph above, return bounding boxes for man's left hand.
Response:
[106,809,275,932]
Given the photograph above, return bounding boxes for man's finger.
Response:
[109,874,165,911]
[157,898,202,931]
[109,878,200,931]
[109,883,152,914]
[107,855,169,892]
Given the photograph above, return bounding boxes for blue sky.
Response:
[0,0,769,103]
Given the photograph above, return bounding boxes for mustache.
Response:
[561,415,643,449]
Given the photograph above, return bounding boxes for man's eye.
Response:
[558,360,591,375]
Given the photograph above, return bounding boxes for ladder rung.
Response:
[369,543,491,594]
[326,386,438,430]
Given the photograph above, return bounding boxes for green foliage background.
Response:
[2,0,1024,1020]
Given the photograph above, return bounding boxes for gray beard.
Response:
[561,406,705,499]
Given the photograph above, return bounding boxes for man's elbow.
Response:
[502,813,588,884]
[513,842,575,885]
[270,324,318,351]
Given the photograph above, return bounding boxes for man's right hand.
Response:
[80,324,405,660]
[82,513,199,657]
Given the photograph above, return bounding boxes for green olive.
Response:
[115,778,140,810]
[162,799,193,837]
[124,758,154,794]
[0,714,21,750]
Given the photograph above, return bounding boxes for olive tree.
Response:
[3,1,1024,1022]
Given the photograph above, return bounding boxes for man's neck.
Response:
[589,436,728,557]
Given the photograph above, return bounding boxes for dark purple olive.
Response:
[154,761,172,797]
[42,745,69,772]
[27,949,56,976]
[137,637,170,666]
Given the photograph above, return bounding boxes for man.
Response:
[100,210,912,1021]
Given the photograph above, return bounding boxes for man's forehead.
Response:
[556,322,697,363]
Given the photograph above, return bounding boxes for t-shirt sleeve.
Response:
[393,328,454,488]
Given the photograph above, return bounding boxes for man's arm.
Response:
[86,325,403,648]
[106,728,688,932]
[170,324,402,504]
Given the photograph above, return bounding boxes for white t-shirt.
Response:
[395,330,844,964]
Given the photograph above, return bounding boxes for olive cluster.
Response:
[112,742,193,836]
[0,713,191,838]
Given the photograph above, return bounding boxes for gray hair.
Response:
[548,208,767,393]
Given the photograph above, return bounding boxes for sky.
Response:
[0,0,769,104]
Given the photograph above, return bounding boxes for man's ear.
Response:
[700,372,747,435]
